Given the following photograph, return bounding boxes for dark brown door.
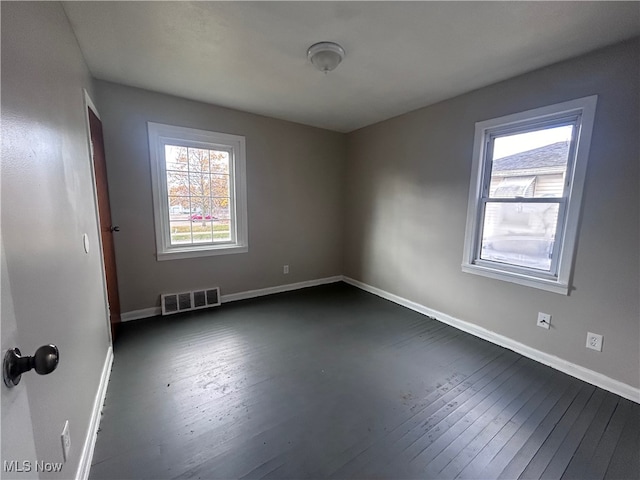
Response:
[88,107,121,339]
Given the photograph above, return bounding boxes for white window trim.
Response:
[462,95,598,294]
[148,122,248,261]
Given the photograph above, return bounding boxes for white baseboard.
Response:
[120,307,161,322]
[119,276,344,322]
[343,276,640,404]
[220,276,343,303]
[76,345,113,480]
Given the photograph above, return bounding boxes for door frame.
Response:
[82,89,113,347]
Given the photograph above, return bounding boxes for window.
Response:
[462,96,597,294]
[148,122,248,260]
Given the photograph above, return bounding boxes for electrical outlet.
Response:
[61,420,70,463]
[537,312,551,329]
[586,332,603,352]
[283,265,289,274]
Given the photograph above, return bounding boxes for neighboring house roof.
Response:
[493,142,569,172]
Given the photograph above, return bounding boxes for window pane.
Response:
[189,197,211,219]
[168,196,190,221]
[169,221,192,245]
[211,151,229,174]
[213,220,231,242]
[480,202,560,271]
[191,221,213,244]
[189,174,210,196]
[188,147,210,172]
[167,171,189,196]
[212,198,230,221]
[165,146,188,171]
[490,176,536,198]
[489,125,573,199]
[211,174,230,198]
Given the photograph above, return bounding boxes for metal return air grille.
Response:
[161,287,221,315]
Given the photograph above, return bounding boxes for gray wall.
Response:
[344,39,640,388]
[94,81,346,313]
[1,2,111,478]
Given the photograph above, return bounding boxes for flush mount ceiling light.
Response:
[307,42,345,73]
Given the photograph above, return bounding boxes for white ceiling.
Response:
[62,1,640,133]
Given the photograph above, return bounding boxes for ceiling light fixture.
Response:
[307,42,345,73]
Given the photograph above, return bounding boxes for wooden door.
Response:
[88,107,121,339]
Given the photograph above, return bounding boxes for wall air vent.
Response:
[178,292,192,311]
[162,294,179,315]
[193,290,207,308]
[161,287,221,316]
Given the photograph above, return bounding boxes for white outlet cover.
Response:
[61,420,70,463]
[586,332,603,352]
[283,265,289,274]
[537,312,551,329]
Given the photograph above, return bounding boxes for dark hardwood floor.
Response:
[90,282,639,479]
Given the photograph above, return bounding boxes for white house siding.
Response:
[535,173,565,197]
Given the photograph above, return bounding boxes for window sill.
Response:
[157,244,248,261]
[461,263,569,295]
